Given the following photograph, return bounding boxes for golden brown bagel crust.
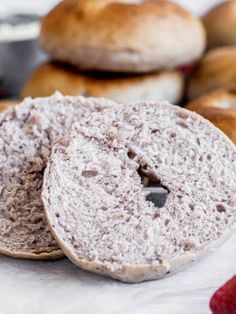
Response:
[203,1,236,49]
[21,62,184,104]
[187,47,236,100]
[186,89,236,144]
[40,0,206,72]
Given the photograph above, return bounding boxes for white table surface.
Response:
[1,232,235,314]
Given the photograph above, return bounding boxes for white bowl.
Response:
[0,14,46,97]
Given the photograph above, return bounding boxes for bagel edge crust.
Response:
[0,246,64,260]
[43,200,236,282]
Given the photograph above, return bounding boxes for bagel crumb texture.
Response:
[0,93,114,259]
[43,101,236,281]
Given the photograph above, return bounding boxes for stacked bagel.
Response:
[22,0,206,104]
[186,1,236,144]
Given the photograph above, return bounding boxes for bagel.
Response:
[22,62,184,104]
[187,89,236,144]
[0,93,114,259]
[42,101,236,282]
[40,0,206,73]
[203,1,236,49]
[187,47,236,99]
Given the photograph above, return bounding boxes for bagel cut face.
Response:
[0,93,115,259]
[42,102,236,282]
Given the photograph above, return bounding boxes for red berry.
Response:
[210,276,236,314]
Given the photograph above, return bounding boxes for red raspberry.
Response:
[210,276,236,314]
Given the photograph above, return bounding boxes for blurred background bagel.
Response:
[40,0,206,73]
[186,89,236,144]
[187,47,236,100]
[203,0,236,50]
[21,62,184,104]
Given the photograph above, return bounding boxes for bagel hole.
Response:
[138,166,169,208]
[127,149,169,207]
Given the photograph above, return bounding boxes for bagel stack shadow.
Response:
[186,1,236,144]
[22,0,206,105]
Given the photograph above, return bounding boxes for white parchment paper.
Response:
[0,232,235,314]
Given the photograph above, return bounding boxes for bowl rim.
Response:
[0,13,41,43]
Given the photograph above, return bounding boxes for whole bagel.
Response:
[22,62,184,104]
[186,89,236,144]
[40,0,206,72]
[203,0,236,49]
[187,47,236,99]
